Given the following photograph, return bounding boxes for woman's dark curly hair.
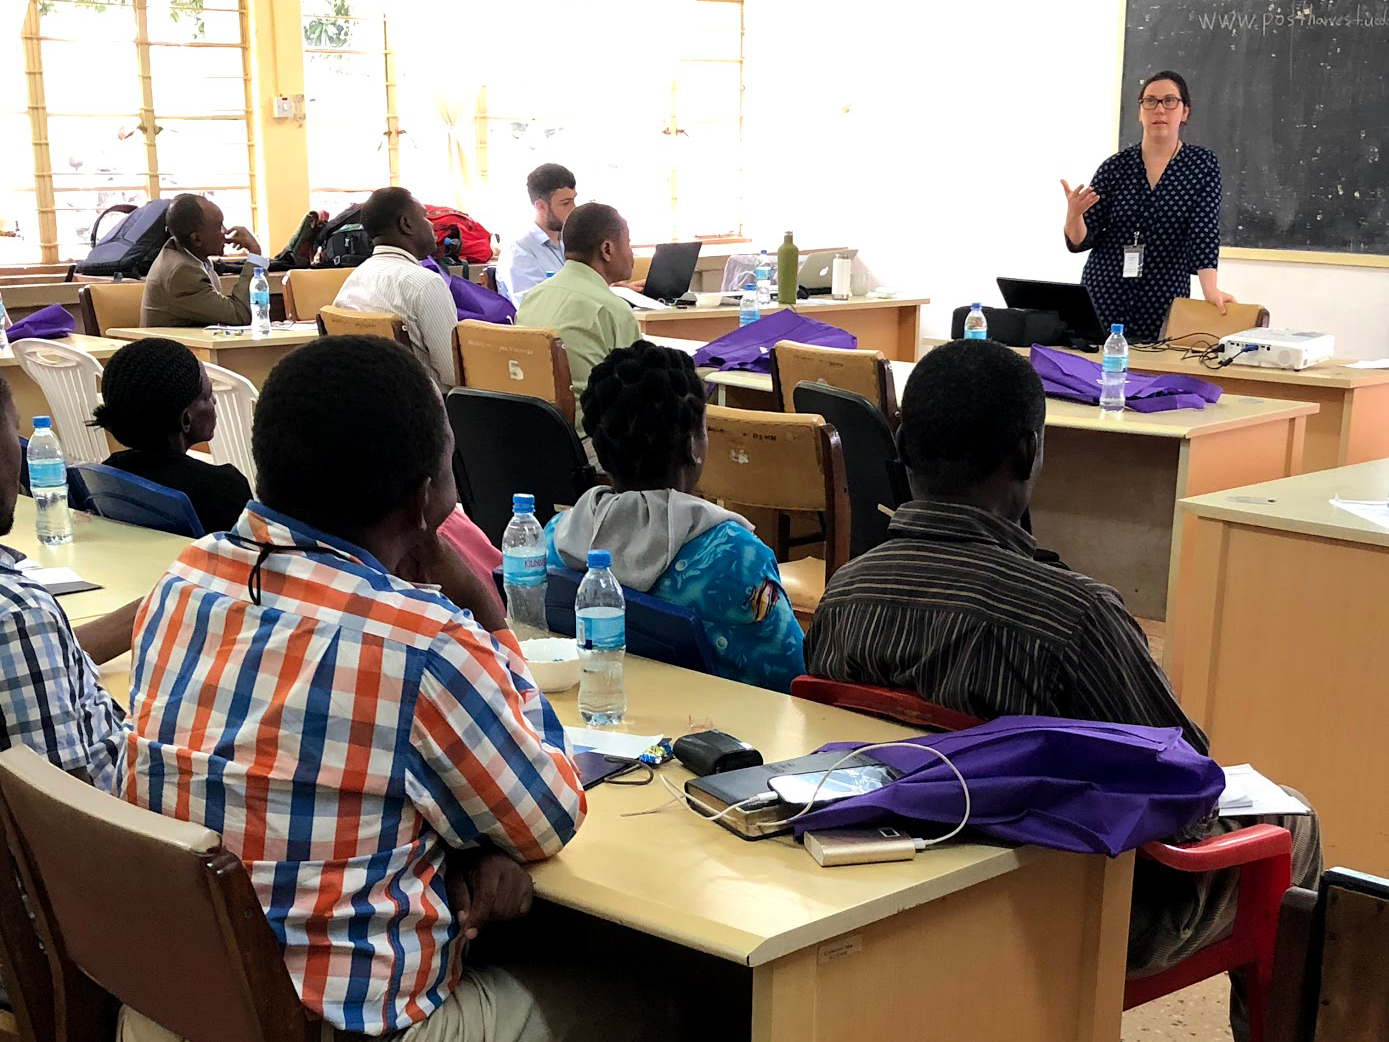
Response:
[89,337,203,451]
[581,340,705,488]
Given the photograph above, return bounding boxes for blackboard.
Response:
[1120,0,1389,256]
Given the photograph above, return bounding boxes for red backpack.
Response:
[422,205,494,265]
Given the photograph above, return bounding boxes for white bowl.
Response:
[694,291,724,308]
[520,637,581,693]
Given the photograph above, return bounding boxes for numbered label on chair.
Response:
[508,360,525,381]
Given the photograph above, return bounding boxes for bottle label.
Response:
[963,329,987,340]
[577,609,625,651]
[1102,355,1128,373]
[502,548,547,588]
[28,459,64,488]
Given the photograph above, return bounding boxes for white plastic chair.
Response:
[204,362,257,485]
[9,338,109,464]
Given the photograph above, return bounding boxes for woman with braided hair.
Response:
[90,337,252,533]
[545,340,804,692]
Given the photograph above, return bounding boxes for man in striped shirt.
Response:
[806,340,1319,1042]
[115,338,588,1041]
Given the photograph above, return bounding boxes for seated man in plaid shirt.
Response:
[114,338,612,1042]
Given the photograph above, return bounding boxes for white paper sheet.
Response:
[564,727,662,760]
[1218,764,1311,817]
[1345,358,1389,369]
[610,285,670,310]
[1331,497,1389,531]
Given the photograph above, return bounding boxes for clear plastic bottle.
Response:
[250,266,271,339]
[501,493,548,634]
[754,250,772,306]
[27,417,72,546]
[738,281,760,327]
[1100,323,1129,414]
[963,303,988,340]
[576,549,625,726]
[0,290,11,353]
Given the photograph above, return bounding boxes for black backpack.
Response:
[950,305,1076,348]
[313,203,373,268]
[72,199,172,278]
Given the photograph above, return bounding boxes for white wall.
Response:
[741,0,1389,359]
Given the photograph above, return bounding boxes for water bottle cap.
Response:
[253,266,265,276]
[512,493,535,513]
[1110,323,1124,334]
[971,303,982,310]
[32,416,51,429]
[587,549,611,570]
[759,249,768,255]
[544,271,555,278]
[743,282,756,290]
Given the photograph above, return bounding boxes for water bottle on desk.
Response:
[577,550,625,726]
[963,303,988,340]
[250,267,271,339]
[27,417,72,546]
[1100,323,1128,414]
[754,251,771,306]
[739,282,760,327]
[501,493,548,635]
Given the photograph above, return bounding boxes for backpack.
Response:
[272,209,329,270]
[422,205,493,265]
[73,199,173,278]
[949,305,1074,348]
[313,203,372,268]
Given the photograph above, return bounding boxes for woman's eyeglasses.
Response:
[1140,95,1183,111]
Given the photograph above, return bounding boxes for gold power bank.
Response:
[804,826,920,867]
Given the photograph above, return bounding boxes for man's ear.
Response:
[402,477,432,534]
[894,424,911,469]
[1012,430,1040,481]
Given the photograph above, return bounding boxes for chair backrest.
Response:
[791,382,910,560]
[0,745,315,1042]
[281,267,352,323]
[696,404,850,580]
[69,463,204,537]
[1161,298,1271,349]
[446,386,597,545]
[316,304,409,346]
[76,282,144,335]
[452,320,575,422]
[789,676,985,732]
[0,765,56,1042]
[770,339,898,422]
[8,338,109,464]
[205,362,258,485]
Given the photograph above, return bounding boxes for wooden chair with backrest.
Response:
[316,304,410,346]
[76,282,144,336]
[769,340,900,425]
[452,320,575,422]
[789,674,1294,1042]
[280,267,352,323]
[1160,298,1272,350]
[696,405,849,628]
[0,744,316,1042]
[1266,869,1389,1042]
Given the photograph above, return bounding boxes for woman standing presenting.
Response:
[1062,70,1235,343]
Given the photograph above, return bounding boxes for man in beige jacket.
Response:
[140,194,262,327]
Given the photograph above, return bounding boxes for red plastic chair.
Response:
[789,675,1293,1041]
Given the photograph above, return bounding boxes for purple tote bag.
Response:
[793,716,1223,856]
[1030,345,1221,414]
[691,310,856,374]
[421,256,515,325]
[6,304,76,341]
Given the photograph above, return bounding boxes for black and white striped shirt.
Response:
[805,501,1207,753]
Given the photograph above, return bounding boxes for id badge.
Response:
[1123,243,1144,278]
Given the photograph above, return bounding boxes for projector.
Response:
[1215,328,1335,371]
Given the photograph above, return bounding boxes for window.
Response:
[11,0,257,264]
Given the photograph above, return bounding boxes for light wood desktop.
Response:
[1177,460,1389,874]
[0,334,125,431]
[636,296,930,363]
[106,324,320,387]
[96,647,1134,1042]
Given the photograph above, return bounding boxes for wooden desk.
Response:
[1033,346,1389,473]
[0,334,126,431]
[1177,460,1389,874]
[5,499,188,624]
[636,296,929,363]
[106,323,319,387]
[96,649,1133,1042]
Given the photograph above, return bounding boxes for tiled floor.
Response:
[1123,977,1233,1041]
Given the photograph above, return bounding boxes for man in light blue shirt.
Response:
[496,163,576,305]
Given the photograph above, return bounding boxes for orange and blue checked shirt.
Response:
[113,504,585,1035]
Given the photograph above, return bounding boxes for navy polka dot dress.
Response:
[1068,143,1222,343]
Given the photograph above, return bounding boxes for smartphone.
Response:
[767,763,899,807]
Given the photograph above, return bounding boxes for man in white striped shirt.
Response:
[333,188,457,388]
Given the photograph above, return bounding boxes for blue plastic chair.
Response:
[68,464,204,537]
[493,565,718,675]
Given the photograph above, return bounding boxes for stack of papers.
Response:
[1218,764,1311,817]
[16,560,101,596]
[565,727,662,759]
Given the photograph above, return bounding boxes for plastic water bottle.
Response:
[250,267,271,339]
[739,282,760,327]
[27,417,72,546]
[0,291,10,353]
[576,549,626,726]
[501,493,548,633]
[963,303,988,340]
[1100,323,1129,414]
[754,250,772,306]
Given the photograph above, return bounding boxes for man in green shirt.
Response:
[515,202,640,454]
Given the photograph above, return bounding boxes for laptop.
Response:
[642,241,703,303]
[798,248,858,292]
[996,277,1107,345]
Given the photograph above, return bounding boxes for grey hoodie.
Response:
[550,486,752,591]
